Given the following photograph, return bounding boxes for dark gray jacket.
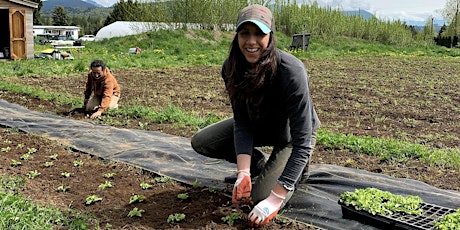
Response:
[222,49,320,190]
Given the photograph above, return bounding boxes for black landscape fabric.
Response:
[1,99,459,230]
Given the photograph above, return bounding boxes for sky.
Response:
[312,0,447,24]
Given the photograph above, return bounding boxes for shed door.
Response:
[9,8,26,60]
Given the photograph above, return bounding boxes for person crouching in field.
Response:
[84,60,121,119]
[191,4,320,227]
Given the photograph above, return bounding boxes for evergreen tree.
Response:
[104,0,141,26]
[52,6,70,26]
[31,0,43,25]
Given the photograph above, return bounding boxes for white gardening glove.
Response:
[232,169,252,204]
[248,190,285,227]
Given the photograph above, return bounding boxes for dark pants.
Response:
[191,118,317,204]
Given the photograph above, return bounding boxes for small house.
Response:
[0,0,38,60]
[33,25,80,41]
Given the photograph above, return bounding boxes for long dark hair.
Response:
[224,32,278,107]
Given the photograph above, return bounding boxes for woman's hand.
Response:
[248,190,285,227]
[90,110,102,119]
[232,170,252,204]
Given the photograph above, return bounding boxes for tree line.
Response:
[31,0,460,47]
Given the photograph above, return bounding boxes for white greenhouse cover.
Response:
[95,21,234,41]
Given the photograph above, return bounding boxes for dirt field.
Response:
[0,55,459,229]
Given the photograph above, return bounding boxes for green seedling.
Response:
[1,146,11,152]
[128,207,145,218]
[57,185,70,192]
[98,181,113,190]
[86,195,102,205]
[73,160,84,167]
[44,161,54,167]
[10,160,21,166]
[167,213,185,223]
[208,187,219,193]
[435,208,460,230]
[16,143,25,149]
[27,170,41,179]
[154,176,172,183]
[103,173,116,179]
[339,187,424,215]
[221,212,241,226]
[61,172,72,178]
[140,182,153,190]
[20,153,32,160]
[129,194,146,204]
[27,147,37,154]
[177,193,189,200]
[48,154,58,160]
[192,180,202,188]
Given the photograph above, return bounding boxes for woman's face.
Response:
[237,22,270,65]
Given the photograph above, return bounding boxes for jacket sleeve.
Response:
[98,70,116,113]
[277,55,319,191]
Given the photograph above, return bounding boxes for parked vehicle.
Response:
[79,35,95,41]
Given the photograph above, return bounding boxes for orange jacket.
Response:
[84,67,121,112]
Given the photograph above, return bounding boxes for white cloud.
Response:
[307,0,446,22]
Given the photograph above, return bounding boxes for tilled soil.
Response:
[0,55,459,229]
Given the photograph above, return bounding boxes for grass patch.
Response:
[318,129,460,170]
[0,176,92,229]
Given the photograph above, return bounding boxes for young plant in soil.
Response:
[103,173,116,179]
[167,213,186,224]
[339,187,424,215]
[27,170,40,179]
[221,212,241,226]
[61,172,72,178]
[86,195,102,205]
[140,182,152,189]
[129,194,146,204]
[98,181,113,190]
[57,185,70,192]
[128,207,144,218]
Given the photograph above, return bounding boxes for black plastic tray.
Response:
[339,201,456,230]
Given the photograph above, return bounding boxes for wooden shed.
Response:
[0,0,38,60]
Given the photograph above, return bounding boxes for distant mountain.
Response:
[42,0,102,10]
[343,10,375,20]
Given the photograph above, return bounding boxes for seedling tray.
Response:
[339,201,456,230]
